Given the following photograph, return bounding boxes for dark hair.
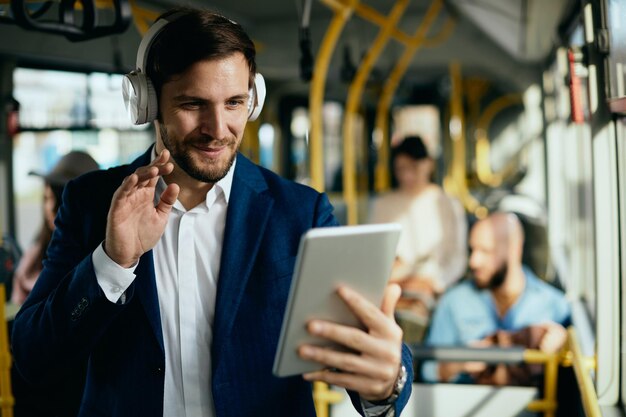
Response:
[32,183,64,268]
[391,135,430,162]
[147,7,257,99]
[48,183,64,214]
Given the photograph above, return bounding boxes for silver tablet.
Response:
[272,223,401,377]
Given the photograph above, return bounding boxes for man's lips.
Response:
[192,143,226,156]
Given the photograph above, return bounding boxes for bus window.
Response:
[12,67,153,250]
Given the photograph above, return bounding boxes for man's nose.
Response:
[199,107,228,139]
[469,252,480,268]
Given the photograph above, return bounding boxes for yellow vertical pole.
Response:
[445,62,482,215]
[542,354,558,417]
[447,61,464,195]
[0,285,14,417]
[310,0,358,192]
[373,0,446,192]
[312,381,344,417]
[242,118,261,164]
[342,0,410,225]
[309,2,355,415]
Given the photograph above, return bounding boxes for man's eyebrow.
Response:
[228,92,251,101]
[172,95,206,103]
[171,93,251,103]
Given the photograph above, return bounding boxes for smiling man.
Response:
[11,7,412,417]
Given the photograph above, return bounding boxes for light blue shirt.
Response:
[422,267,570,382]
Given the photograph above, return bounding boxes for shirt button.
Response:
[111,286,122,293]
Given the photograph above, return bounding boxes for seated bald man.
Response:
[422,211,571,384]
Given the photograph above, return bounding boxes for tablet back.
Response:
[272,223,401,377]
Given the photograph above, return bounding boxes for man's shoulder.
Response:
[237,155,323,200]
[524,267,566,298]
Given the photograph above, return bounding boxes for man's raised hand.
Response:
[104,150,179,268]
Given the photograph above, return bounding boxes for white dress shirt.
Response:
[94,158,234,417]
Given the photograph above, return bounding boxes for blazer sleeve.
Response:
[11,178,129,384]
[313,192,340,228]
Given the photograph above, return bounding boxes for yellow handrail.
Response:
[342,0,410,225]
[373,0,448,192]
[523,349,560,417]
[310,0,357,192]
[421,16,457,48]
[241,118,261,164]
[312,381,344,417]
[129,0,160,35]
[474,94,524,187]
[324,0,453,49]
[444,62,482,215]
[0,285,14,417]
[567,327,601,417]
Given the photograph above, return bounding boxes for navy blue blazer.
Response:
[12,149,413,417]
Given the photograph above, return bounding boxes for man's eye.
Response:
[227,100,245,107]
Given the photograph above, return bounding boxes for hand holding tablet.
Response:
[273,223,402,378]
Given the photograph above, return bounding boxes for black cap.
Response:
[392,135,430,161]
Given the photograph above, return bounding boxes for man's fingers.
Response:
[298,345,397,382]
[381,283,401,319]
[302,370,392,401]
[336,286,399,337]
[464,361,488,373]
[133,150,174,184]
[539,325,567,353]
[157,183,180,214]
[306,320,400,361]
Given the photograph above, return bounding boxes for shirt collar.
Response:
[151,147,236,208]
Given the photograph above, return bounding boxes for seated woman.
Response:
[370,135,467,342]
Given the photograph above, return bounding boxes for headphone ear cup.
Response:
[122,71,158,125]
[248,73,266,121]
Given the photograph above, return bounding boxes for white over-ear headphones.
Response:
[122,12,266,125]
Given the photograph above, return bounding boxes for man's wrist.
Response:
[368,364,408,405]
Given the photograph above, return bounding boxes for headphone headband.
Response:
[134,11,186,72]
[123,10,265,125]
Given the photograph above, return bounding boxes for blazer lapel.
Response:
[212,155,274,365]
[134,250,165,353]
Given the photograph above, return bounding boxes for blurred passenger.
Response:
[423,212,571,385]
[370,135,467,342]
[11,150,99,305]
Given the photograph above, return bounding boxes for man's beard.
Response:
[474,262,508,290]
[159,123,237,183]
[486,262,507,290]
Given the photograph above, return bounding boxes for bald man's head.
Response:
[468,212,525,289]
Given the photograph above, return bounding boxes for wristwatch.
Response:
[389,364,408,402]
[370,364,407,405]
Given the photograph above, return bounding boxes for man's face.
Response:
[157,53,251,183]
[468,222,508,290]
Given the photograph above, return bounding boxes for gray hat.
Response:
[30,150,99,186]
